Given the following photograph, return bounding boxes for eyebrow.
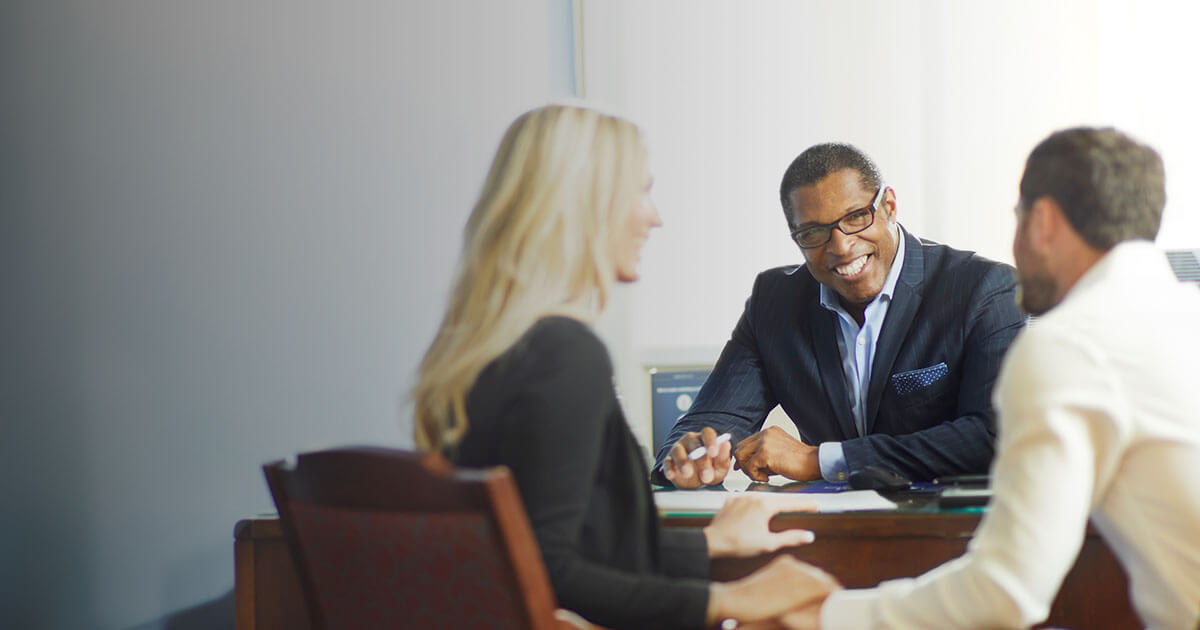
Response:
[796,204,869,230]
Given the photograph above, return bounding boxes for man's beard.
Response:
[1015,268,1058,316]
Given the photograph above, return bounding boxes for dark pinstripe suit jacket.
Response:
[651,228,1024,483]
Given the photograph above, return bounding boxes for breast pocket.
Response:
[889,362,950,408]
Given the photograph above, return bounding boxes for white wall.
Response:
[0,1,575,628]
[6,2,1199,626]
[582,0,1200,448]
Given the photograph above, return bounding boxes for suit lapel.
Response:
[808,295,859,439]
[865,228,925,432]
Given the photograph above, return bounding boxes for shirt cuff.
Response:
[820,588,879,629]
[818,442,849,482]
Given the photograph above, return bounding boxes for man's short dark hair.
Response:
[779,143,883,230]
[1020,127,1165,250]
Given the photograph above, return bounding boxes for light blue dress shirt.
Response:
[816,225,906,481]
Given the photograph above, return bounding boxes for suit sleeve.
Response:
[500,322,709,629]
[650,282,778,486]
[841,263,1024,478]
[658,527,710,579]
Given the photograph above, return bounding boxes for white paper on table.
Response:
[653,489,896,514]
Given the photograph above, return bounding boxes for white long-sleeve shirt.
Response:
[821,240,1200,629]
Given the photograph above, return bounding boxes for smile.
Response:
[833,254,870,277]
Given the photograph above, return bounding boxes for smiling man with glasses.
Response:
[652,143,1025,488]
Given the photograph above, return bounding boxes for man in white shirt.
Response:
[775,127,1200,629]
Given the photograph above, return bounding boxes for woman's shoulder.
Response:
[515,315,611,372]
[470,315,616,425]
[526,314,600,344]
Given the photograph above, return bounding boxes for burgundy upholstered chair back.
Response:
[263,446,561,630]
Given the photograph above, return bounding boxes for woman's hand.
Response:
[706,555,842,627]
[704,494,817,558]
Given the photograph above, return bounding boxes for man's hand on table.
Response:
[734,426,822,482]
[662,427,732,488]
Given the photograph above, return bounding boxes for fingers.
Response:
[766,554,840,591]
[700,426,720,453]
[743,460,771,481]
[774,603,823,630]
[745,466,772,482]
[664,431,729,488]
[734,433,771,481]
[717,493,759,512]
[713,440,733,478]
[664,439,698,488]
[693,429,718,485]
[770,528,816,549]
[784,557,842,592]
[733,432,757,466]
[679,431,704,457]
[662,455,679,483]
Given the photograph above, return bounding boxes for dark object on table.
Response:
[848,465,912,491]
[932,473,990,488]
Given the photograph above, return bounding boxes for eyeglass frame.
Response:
[789,184,888,249]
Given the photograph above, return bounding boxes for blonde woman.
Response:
[414,104,836,630]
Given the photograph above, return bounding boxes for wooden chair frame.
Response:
[263,446,566,630]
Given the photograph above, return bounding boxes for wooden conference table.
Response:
[234,486,1138,630]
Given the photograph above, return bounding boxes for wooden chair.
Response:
[263,446,593,629]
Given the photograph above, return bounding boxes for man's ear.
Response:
[1026,196,1062,253]
[882,187,897,224]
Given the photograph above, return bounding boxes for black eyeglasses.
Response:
[790,185,886,249]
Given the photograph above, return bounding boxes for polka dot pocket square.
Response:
[889,362,948,396]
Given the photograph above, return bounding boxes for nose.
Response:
[649,200,663,228]
[826,225,855,255]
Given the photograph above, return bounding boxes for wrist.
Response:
[783,445,822,481]
[804,447,822,480]
[707,583,752,627]
[705,582,728,625]
[703,524,732,558]
[706,578,765,626]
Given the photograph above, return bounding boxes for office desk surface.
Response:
[235,492,1138,629]
[658,484,1136,628]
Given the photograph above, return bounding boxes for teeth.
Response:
[835,255,868,276]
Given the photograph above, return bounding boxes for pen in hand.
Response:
[688,433,732,460]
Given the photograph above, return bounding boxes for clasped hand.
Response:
[708,555,841,630]
[663,426,821,488]
[734,426,821,482]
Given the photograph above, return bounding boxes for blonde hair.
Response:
[413,104,648,452]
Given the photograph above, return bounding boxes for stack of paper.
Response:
[653,489,896,514]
